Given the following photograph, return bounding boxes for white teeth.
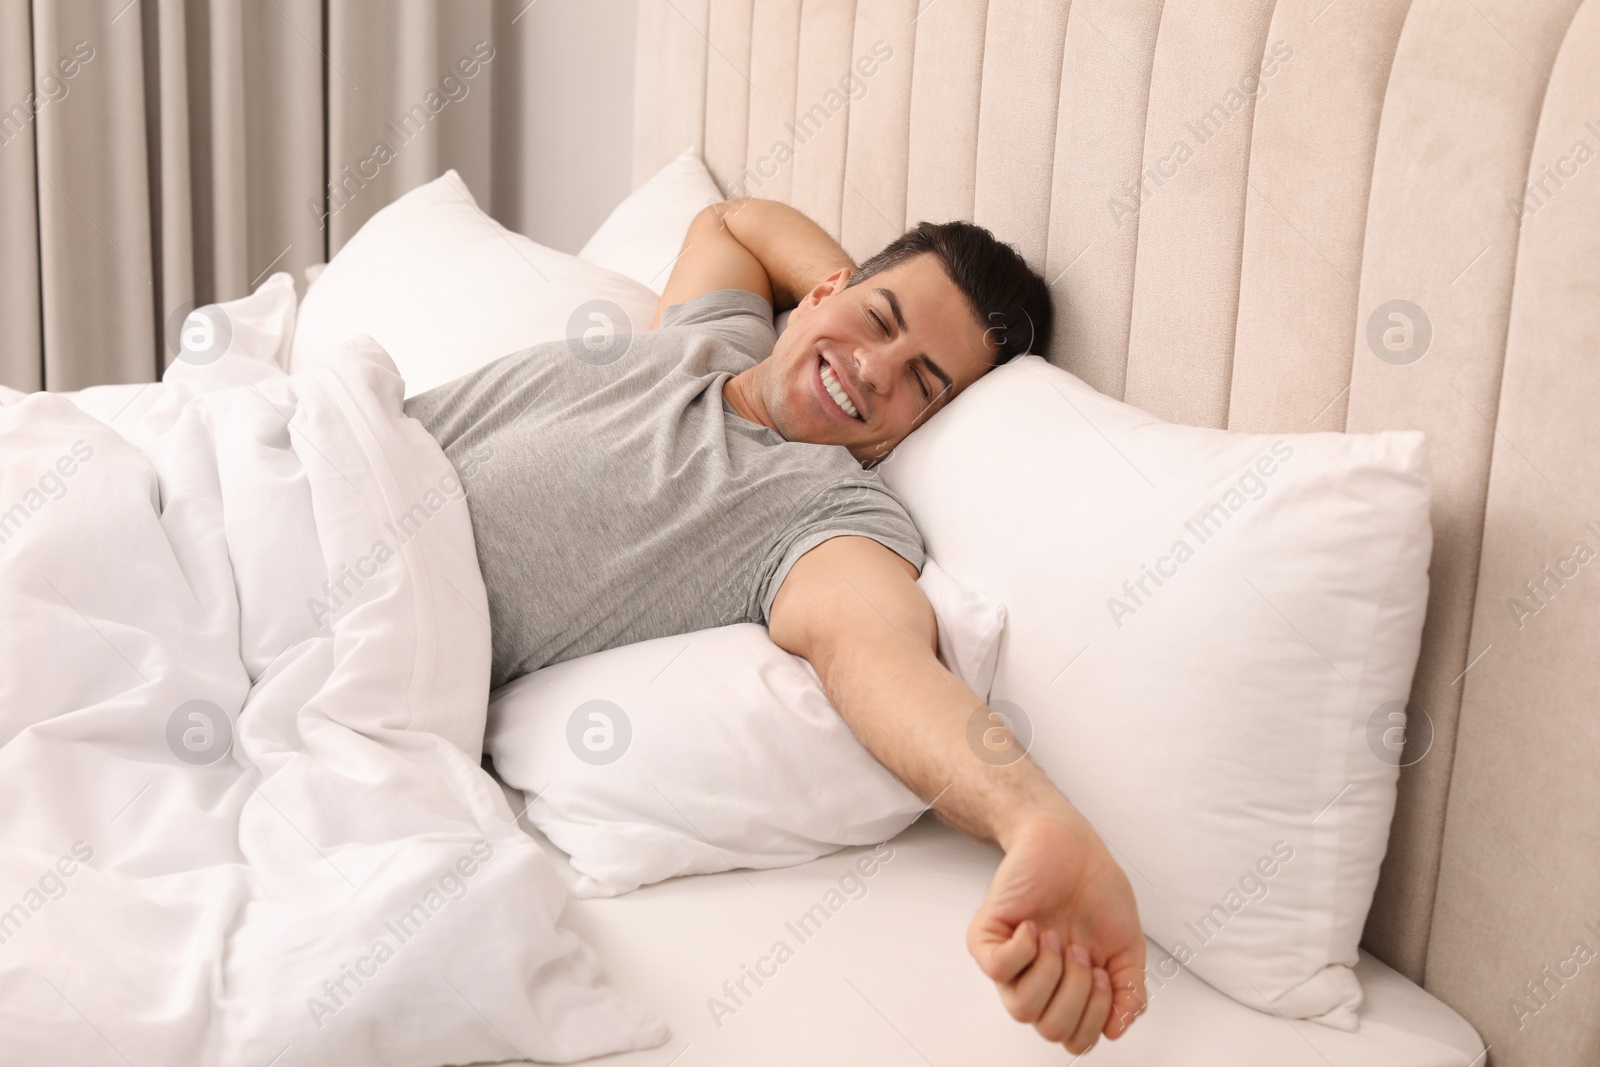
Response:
[820,361,860,419]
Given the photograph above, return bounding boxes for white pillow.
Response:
[290,171,661,396]
[578,147,725,294]
[878,356,1433,1032]
[486,558,1005,898]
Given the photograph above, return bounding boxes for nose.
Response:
[848,339,895,400]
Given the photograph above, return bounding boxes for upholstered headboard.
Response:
[632,2,1600,1063]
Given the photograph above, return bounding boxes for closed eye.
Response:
[871,308,929,400]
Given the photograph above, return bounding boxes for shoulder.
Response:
[659,288,776,331]
[753,464,926,625]
[659,288,779,368]
[790,466,923,539]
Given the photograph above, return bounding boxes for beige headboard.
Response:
[632,2,1600,1063]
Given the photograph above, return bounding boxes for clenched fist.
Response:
[968,809,1148,1053]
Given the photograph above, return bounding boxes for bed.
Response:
[507,808,1485,1067]
[3,1,1594,1065]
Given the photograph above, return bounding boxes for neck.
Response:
[723,366,772,429]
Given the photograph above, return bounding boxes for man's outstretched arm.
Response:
[767,535,1148,1053]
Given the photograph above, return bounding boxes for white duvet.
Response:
[0,340,668,1065]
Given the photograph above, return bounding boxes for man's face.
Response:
[744,253,998,465]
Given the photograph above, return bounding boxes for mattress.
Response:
[501,808,1485,1067]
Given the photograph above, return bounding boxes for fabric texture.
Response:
[631,3,1600,1061]
[879,355,1435,1029]
[0,337,667,1064]
[0,1,624,394]
[484,557,1004,899]
[288,170,660,395]
[547,818,1484,1066]
[404,287,925,690]
[28,272,299,437]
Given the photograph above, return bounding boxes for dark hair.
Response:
[844,220,1053,366]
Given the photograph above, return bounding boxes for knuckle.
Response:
[977,955,1007,982]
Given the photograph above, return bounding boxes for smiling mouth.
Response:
[816,353,862,421]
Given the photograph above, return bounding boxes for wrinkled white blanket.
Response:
[0,341,667,1065]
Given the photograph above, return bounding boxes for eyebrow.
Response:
[873,287,954,396]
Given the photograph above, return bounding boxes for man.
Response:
[404,198,1148,1054]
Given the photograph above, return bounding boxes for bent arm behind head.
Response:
[651,198,855,329]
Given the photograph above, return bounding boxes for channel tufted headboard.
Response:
[631,2,1600,1063]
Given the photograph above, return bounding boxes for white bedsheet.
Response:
[0,343,667,1066]
[507,808,1485,1067]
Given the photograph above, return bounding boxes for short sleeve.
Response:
[660,289,779,365]
[756,474,927,625]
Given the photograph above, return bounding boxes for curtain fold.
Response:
[0,0,508,391]
[36,0,156,390]
[327,0,493,249]
[0,0,42,391]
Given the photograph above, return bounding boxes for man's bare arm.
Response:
[771,537,1071,846]
[652,198,855,328]
[767,535,1148,1052]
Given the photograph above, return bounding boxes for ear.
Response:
[792,266,854,316]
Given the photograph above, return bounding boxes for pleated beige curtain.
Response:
[0,0,508,392]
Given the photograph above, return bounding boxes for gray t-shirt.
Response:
[403,288,926,690]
